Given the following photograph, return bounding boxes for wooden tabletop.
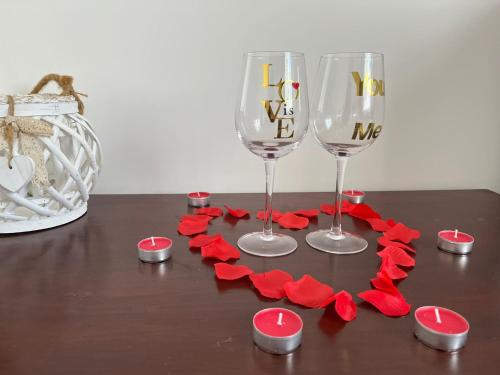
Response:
[0,190,499,374]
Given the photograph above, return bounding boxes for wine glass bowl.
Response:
[235,51,309,257]
[306,52,385,254]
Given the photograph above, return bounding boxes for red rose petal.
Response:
[358,289,411,317]
[377,246,415,267]
[348,203,381,221]
[284,274,335,308]
[278,212,309,229]
[370,272,400,295]
[379,254,408,280]
[320,201,354,215]
[188,233,221,248]
[249,270,293,299]
[256,210,283,222]
[366,218,393,232]
[194,207,223,217]
[383,223,420,244]
[181,214,213,223]
[377,236,416,253]
[386,218,397,227]
[319,294,337,308]
[224,205,250,218]
[334,290,357,322]
[178,219,208,236]
[293,209,320,218]
[214,263,254,280]
[201,237,240,261]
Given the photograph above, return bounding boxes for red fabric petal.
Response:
[319,294,337,308]
[386,218,397,227]
[284,275,335,308]
[292,209,320,218]
[201,237,240,261]
[180,214,213,223]
[377,236,416,253]
[383,223,420,243]
[334,290,357,322]
[348,203,381,221]
[224,205,250,218]
[194,207,223,217]
[188,233,221,248]
[256,210,283,222]
[370,272,400,295]
[358,289,411,317]
[249,270,293,299]
[214,263,254,280]
[178,219,208,236]
[320,201,354,215]
[377,246,415,267]
[277,213,309,229]
[379,254,408,280]
[366,218,393,232]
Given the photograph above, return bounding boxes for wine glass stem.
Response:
[331,156,348,237]
[263,160,276,237]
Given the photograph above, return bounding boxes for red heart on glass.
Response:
[292,82,300,90]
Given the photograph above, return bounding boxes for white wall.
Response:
[2,0,499,194]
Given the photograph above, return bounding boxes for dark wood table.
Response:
[1,190,499,374]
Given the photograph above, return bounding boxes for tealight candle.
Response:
[187,192,211,207]
[137,236,173,263]
[414,306,469,351]
[253,308,303,355]
[437,229,474,255]
[342,189,365,204]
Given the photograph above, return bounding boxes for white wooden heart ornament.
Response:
[0,155,35,192]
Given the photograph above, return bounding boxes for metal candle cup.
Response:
[437,230,474,255]
[187,192,211,207]
[342,189,365,204]
[137,237,173,263]
[253,308,303,355]
[414,306,469,352]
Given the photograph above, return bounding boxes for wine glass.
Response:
[235,51,309,257]
[306,52,385,254]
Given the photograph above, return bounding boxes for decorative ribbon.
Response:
[0,95,53,187]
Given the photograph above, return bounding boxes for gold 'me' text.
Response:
[260,64,298,139]
[351,71,384,140]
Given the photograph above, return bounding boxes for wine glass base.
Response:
[237,232,298,257]
[306,230,368,254]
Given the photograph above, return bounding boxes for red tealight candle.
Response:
[437,229,474,255]
[253,308,303,355]
[137,236,173,263]
[414,306,469,351]
[342,189,365,204]
[187,191,211,207]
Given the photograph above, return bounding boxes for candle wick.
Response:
[351,189,353,194]
[277,312,283,326]
[454,229,458,238]
[434,308,442,324]
[197,192,200,197]
[151,237,156,246]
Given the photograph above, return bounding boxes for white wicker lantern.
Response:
[0,80,102,233]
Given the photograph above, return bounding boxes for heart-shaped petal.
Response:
[379,254,408,280]
[195,207,223,217]
[214,263,254,280]
[366,218,393,232]
[348,203,381,221]
[277,212,309,229]
[383,223,420,243]
[249,270,293,299]
[178,219,208,236]
[201,237,240,261]
[320,201,354,215]
[334,290,357,321]
[284,275,335,308]
[188,233,221,248]
[377,246,415,267]
[377,236,416,253]
[256,210,283,222]
[358,289,411,317]
[224,205,250,218]
[292,209,319,217]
